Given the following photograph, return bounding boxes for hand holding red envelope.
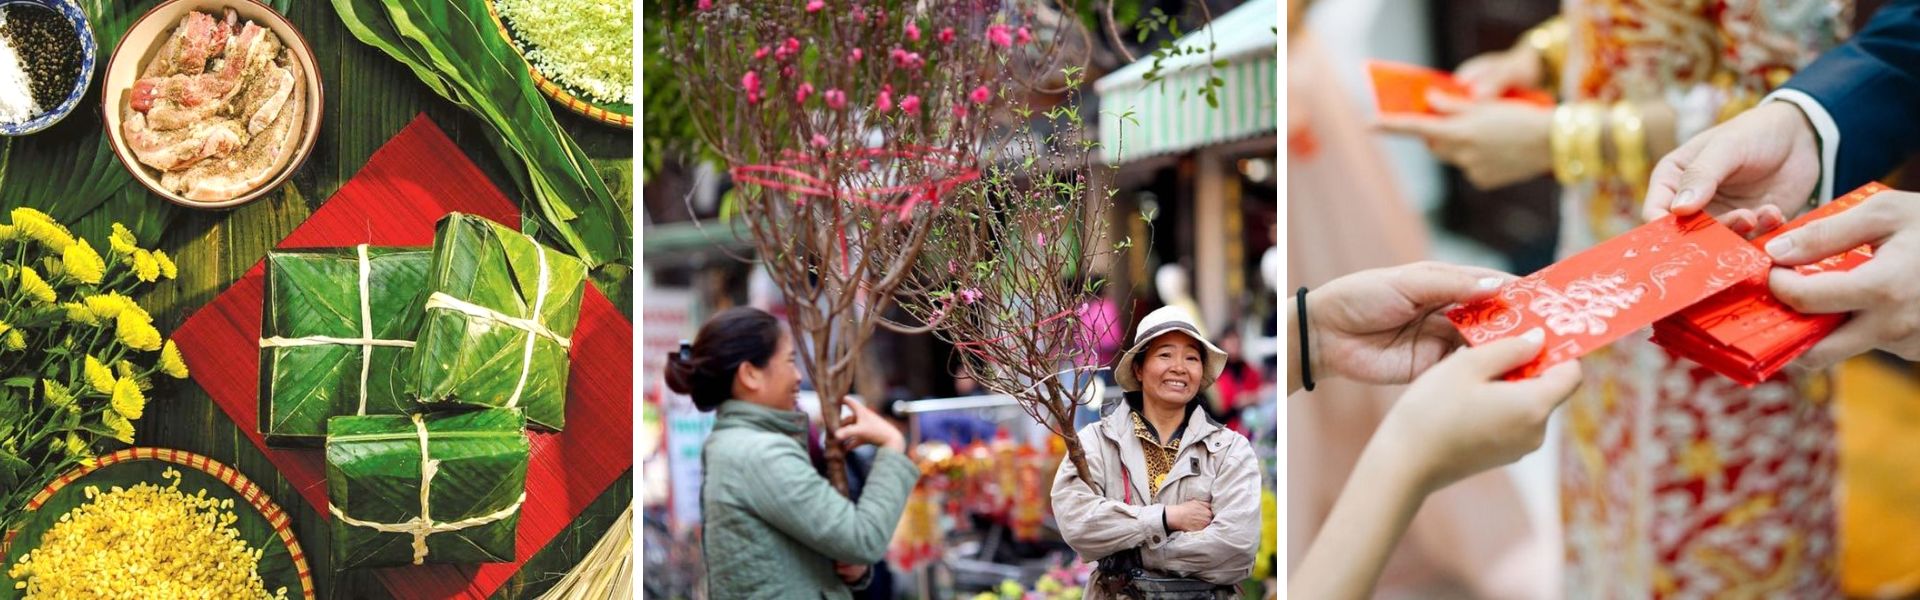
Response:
[1366,60,1555,115]
[1651,182,1887,385]
[1448,182,1888,384]
[1447,212,1770,379]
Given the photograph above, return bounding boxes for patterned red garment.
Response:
[1556,1,1847,596]
[172,114,632,600]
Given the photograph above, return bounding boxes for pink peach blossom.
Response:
[774,37,802,62]
[697,0,712,10]
[812,134,829,148]
[900,95,921,114]
[969,85,990,104]
[986,24,1012,48]
[953,104,968,118]
[824,89,847,110]
[890,47,913,68]
[905,22,920,42]
[741,71,762,104]
[850,48,864,62]
[1016,26,1032,45]
[875,88,893,112]
[938,27,955,44]
[805,0,824,12]
[795,82,814,104]
[753,46,770,60]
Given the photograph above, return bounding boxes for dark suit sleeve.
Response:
[1781,0,1920,191]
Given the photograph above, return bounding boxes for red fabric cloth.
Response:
[172,114,633,599]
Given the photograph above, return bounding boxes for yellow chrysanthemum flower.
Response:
[64,431,85,456]
[108,223,138,255]
[11,207,74,252]
[115,360,152,392]
[18,266,54,304]
[159,341,189,379]
[111,376,145,420]
[115,309,161,352]
[84,293,135,322]
[42,379,73,407]
[62,238,105,285]
[153,249,178,280]
[0,224,16,242]
[83,355,115,394]
[130,249,160,283]
[6,329,25,351]
[101,411,134,444]
[9,207,53,226]
[61,302,96,326]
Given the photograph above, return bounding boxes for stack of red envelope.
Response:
[1366,60,1555,115]
[1650,182,1887,385]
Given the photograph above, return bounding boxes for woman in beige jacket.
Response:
[1051,306,1262,598]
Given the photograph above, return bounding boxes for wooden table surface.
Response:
[16,1,634,598]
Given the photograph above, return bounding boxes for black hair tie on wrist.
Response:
[1297,287,1314,392]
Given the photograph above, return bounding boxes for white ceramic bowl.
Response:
[100,0,322,209]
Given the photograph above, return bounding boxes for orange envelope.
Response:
[1367,59,1555,115]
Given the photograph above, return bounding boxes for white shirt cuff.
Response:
[1762,89,1840,205]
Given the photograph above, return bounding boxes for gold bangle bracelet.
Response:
[1553,103,1606,185]
[1575,103,1605,185]
[1611,101,1649,192]
[1551,104,1579,184]
[1524,17,1568,91]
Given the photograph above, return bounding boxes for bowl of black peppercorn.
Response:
[0,0,94,136]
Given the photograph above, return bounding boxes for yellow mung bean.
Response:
[6,467,290,599]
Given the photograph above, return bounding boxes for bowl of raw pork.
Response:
[101,0,321,209]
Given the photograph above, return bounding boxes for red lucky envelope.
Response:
[1449,213,1770,378]
[1367,60,1555,115]
[1651,182,1887,385]
[171,115,633,600]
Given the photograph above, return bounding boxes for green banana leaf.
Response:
[0,452,309,598]
[325,408,528,570]
[328,0,630,281]
[260,247,431,447]
[411,213,583,432]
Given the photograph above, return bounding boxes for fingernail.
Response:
[1675,189,1698,208]
[1521,327,1545,344]
[1477,277,1502,289]
[1765,236,1794,259]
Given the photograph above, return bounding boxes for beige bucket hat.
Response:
[1113,306,1227,392]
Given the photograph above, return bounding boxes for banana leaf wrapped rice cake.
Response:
[325,408,529,569]
[259,245,429,446]
[409,213,585,431]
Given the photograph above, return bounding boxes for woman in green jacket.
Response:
[666,307,921,599]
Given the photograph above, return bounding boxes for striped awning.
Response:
[1095,0,1278,164]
